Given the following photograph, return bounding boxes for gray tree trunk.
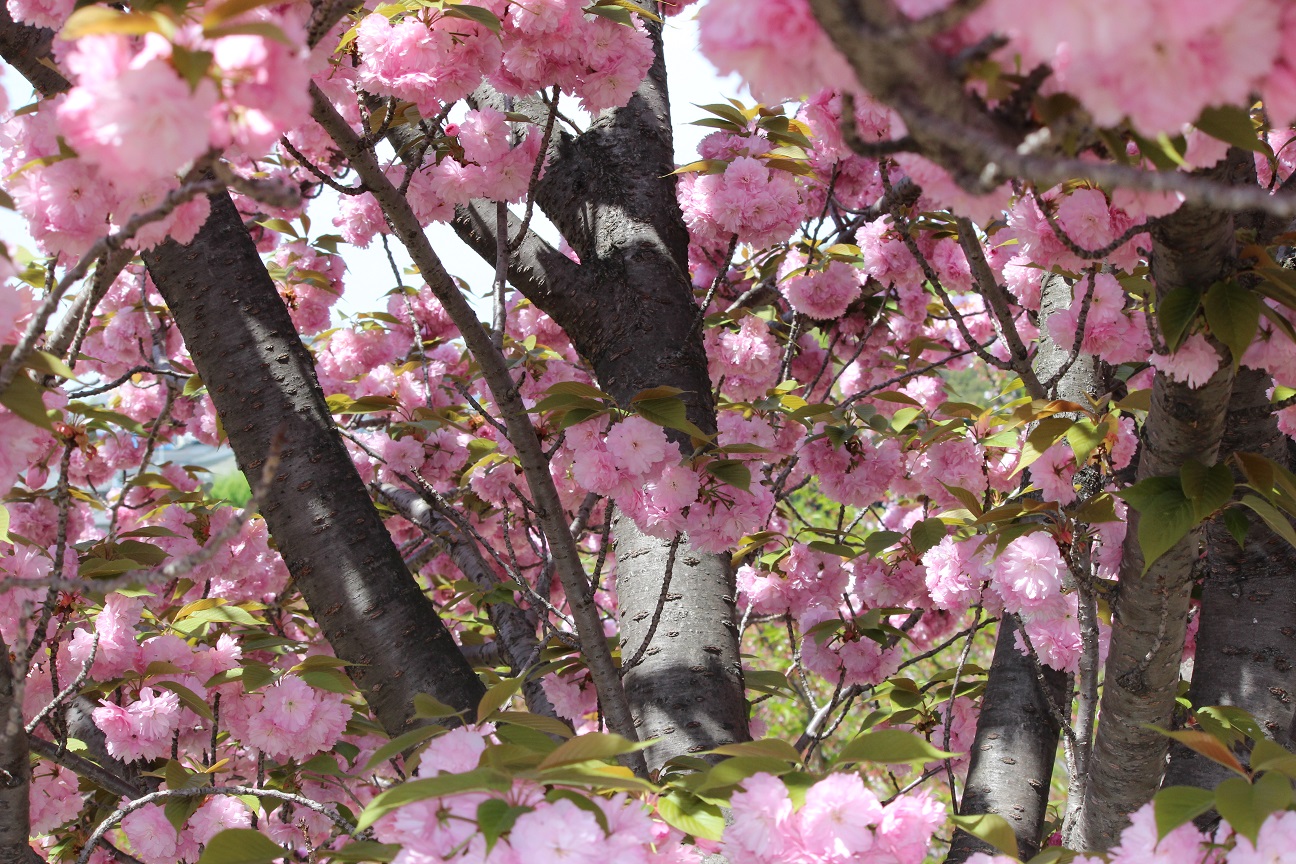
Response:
[948,274,1091,862]
[1163,366,1296,791]
[1073,150,1254,851]
[947,616,1068,862]
[451,22,750,770]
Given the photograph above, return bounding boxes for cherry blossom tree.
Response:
[2,0,1296,863]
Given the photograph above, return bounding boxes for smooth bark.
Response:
[948,616,1068,863]
[0,636,42,864]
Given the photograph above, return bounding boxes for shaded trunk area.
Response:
[947,616,1068,863]
[1073,151,1253,851]
[144,191,485,734]
[1163,366,1296,791]
[0,634,40,864]
[0,18,485,738]
[451,22,750,770]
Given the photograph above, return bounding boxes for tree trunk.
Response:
[143,191,485,734]
[1073,151,1253,851]
[0,635,42,864]
[948,274,1089,862]
[1163,366,1296,791]
[0,0,478,742]
[947,615,1068,863]
[451,23,750,770]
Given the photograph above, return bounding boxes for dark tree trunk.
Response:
[948,616,1068,863]
[0,20,485,737]
[143,191,485,734]
[1074,151,1253,851]
[1163,366,1296,791]
[0,635,42,864]
[451,23,750,770]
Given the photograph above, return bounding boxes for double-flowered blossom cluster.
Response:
[4,3,311,257]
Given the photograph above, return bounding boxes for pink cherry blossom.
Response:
[992,532,1065,614]
[58,36,218,184]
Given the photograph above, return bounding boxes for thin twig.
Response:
[26,632,97,734]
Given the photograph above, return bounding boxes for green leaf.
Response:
[355,768,511,831]
[1065,417,1110,465]
[695,102,751,127]
[536,761,657,793]
[195,829,285,864]
[705,459,751,492]
[362,725,445,772]
[202,20,293,44]
[1195,105,1272,157]
[890,405,922,431]
[671,159,730,176]
[440,4,502,33]
[0,374,52,430]
[155,681,215,721]
[1241,494,1296,551]
[694,756,794,793]
[170,45,214,93]
[864,531,903,555]
[1214,772,1293,843]
[657,791,725,841]
[805,540,858,559]
[202,0,284,27]
[166,792,207,833]
[634,397,712,441]
[940,483,984,518]
[1158,284,1203,352]
[708,739,801,762]
[477,677,524,723]
[254,218,299,238]
[1251,737,1296,779]
[909,518,946,556]
[545,380,609,401]
[1116,476,1199,574]
[1203,280,1261,368]
[834,729,955,765]
[1153,785,1215,840]
[299,668,356,694]
[324,841,400,863]
[25,350,75,380]
[949,813,1019,859]
[1222,507,1250,547]
[537,732,650,770]
[1014,416,1073,477]
[494,710,573,739]
[584,3,632,24]
[476,798,529,852]
[61,6,164,39]
[494,722,558,755]
[743,669,796,697]
[1179,459,1234,522]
